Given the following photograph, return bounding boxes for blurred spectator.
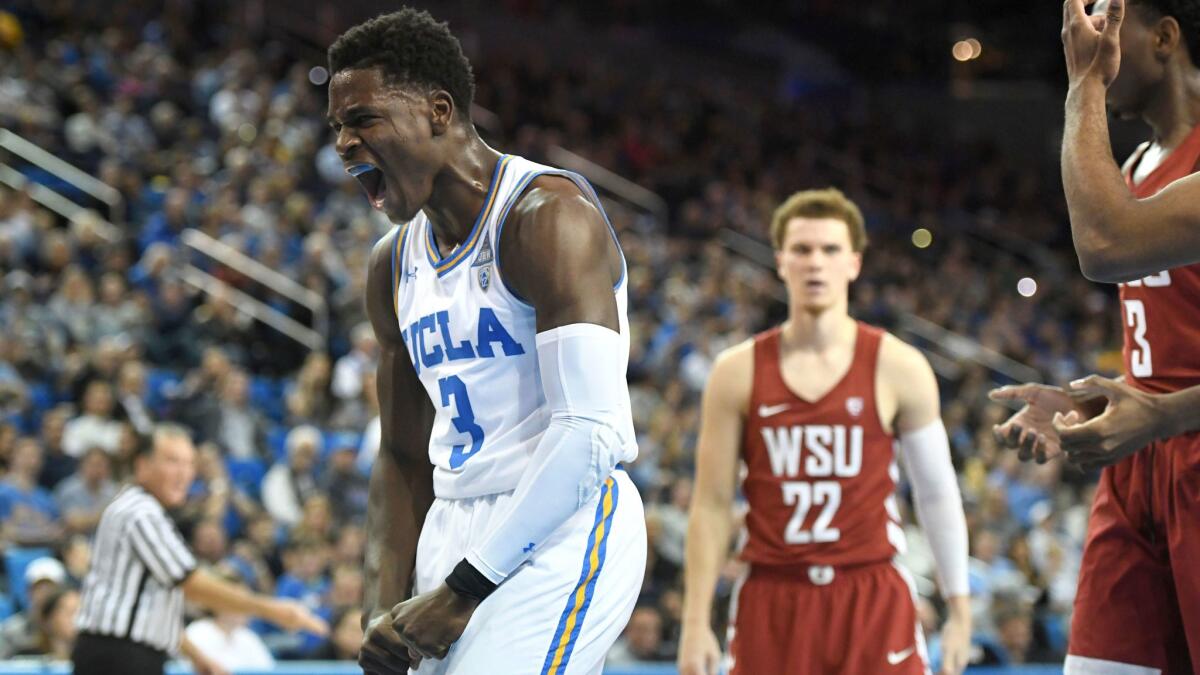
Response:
[311,607,362,661]
[60,536,91,587]
[195,368,268,460]
[331,323,377,401]
[113,360,154,436]
[184,568,275,671]
[191,518,229,567]
[16,588,80,660]
[52,447,116,536]
[0,437,62,546]
[262,426,322,527]
[0,557,66,658]
[607,604,673,664]
[62,381,122,458]
[319,443,368,525]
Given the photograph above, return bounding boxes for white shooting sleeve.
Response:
[898,419,970,598]
[467,323,633,584]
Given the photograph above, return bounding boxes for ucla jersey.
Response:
[390,154,637,499]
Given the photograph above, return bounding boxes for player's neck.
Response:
[424,134,503,253]
[780,306,854,352]
[1141,67,1200,147]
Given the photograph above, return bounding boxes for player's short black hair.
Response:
[1132,0,1200,65]
[327,8,475,118]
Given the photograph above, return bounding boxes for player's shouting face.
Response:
[774,216,862,314]
[328,67,452,223]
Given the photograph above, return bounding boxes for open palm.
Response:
[989,384,1080,463]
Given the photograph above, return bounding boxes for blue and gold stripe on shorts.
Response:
[541,476,619,675]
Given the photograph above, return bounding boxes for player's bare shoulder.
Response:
[876,332,939,431]
[704,337,756,418]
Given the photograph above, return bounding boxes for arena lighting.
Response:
[309,66,330,86]
[1017,277,1038,297]
[237,122,257,142]
[966,38,982,59]
[952,40,973,62]
[911,228,933,248]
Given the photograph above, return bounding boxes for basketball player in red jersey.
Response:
[677,189,971,675]
[990,1,1200,672]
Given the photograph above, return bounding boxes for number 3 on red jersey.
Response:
[1123,270,1170,378]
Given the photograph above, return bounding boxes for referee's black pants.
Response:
[72,632,167,675]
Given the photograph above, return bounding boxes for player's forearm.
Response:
[681,501,733,627]
[182,567,276,618]
[466,324,630,586]
[1154,385,1200,439]
[363,447,434,624]
[944,594,971,621]
[1062,79,1142,281]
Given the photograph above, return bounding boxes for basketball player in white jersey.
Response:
[327,8,646,675]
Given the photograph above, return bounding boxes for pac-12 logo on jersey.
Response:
[845,396,863,418]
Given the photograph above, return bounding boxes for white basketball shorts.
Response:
[412,469,646,675]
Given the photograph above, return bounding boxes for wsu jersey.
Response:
[739,323,905,568]
[391,153,637,500]
[1119,124,1200,394]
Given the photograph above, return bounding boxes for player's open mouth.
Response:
[347,163,387,210]
[805,280,826,290]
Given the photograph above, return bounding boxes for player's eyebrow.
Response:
[328,105,372,128]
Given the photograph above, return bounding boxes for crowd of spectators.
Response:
[0,0,1124,669]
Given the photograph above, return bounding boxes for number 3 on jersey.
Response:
[782,481,841,544]
[439,375,485,468]
[1124,299,1153,377]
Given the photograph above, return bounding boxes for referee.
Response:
[73,424,328,675]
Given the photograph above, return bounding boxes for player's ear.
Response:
[848,252,863,282]
[1155,15,1181,58]
[775,250,786,282]
[429,91,455,136]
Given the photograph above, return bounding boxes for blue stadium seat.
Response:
[250,377,286,423]
[267,425,290,462]
[3,547,54,610]
[225,456,268,498]
[0,593,13,621]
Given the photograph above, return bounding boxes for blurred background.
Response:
[0,0,1141,672]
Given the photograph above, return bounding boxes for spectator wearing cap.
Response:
[52,447,116,536]
[261,425,321,527]
[0,556,67,657]
[17,587,80,659]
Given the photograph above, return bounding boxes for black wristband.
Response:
[445,559,498,602]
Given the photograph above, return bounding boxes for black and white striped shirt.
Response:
[76,485,197,653]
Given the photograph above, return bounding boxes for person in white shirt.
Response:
[183,568,275,671]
